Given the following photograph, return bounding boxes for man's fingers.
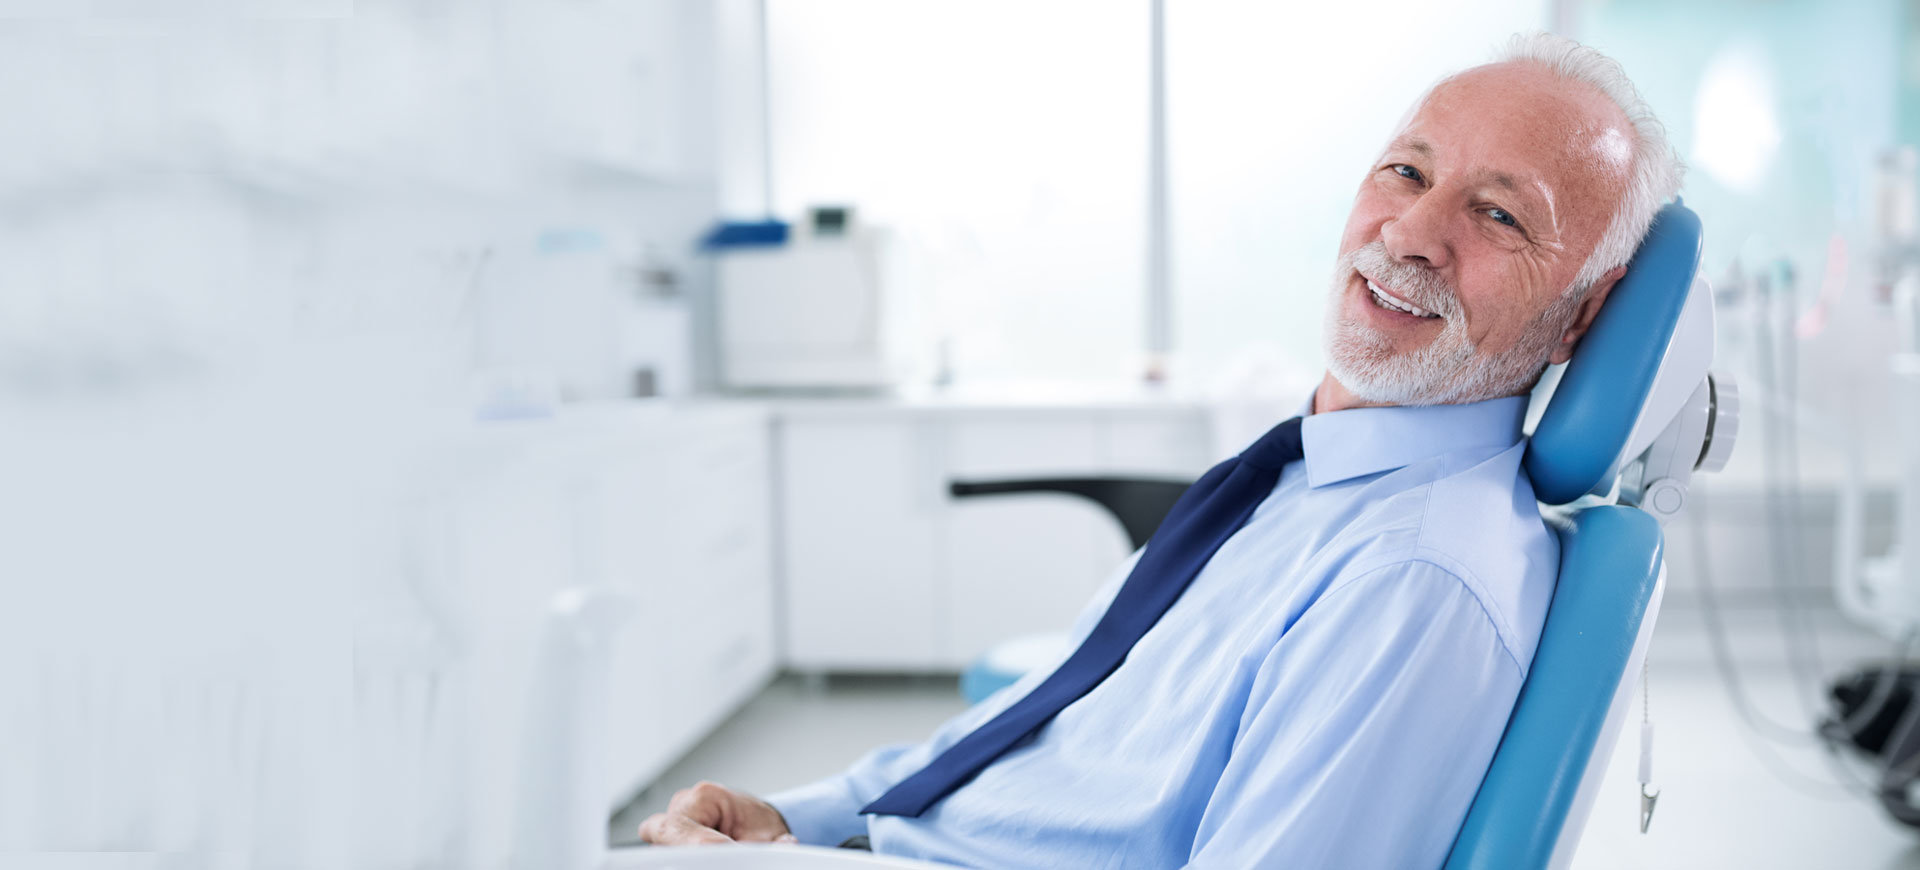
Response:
[637,812,734,846]
[665,781,730,827]
[658,781,794,843]
[729,820,790,843]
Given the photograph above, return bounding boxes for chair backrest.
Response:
[1444,202,1707,870]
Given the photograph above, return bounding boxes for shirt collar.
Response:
[1293,394,1529,488]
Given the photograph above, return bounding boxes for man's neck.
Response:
[1312,374,1396,415]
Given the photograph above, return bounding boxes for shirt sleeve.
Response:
[1183,560,1525,870]
[767,548,1144,846]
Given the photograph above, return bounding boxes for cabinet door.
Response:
[593,412,778,802]
[941,418,1122,666]
[657,416,777,754]
[592,439,680,802]
[779,418,943,669]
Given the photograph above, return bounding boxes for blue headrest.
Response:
[1525,202,1703,505]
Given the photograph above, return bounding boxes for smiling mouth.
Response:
[1363,276,1442,319]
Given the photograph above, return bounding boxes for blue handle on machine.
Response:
[699,219,791,251]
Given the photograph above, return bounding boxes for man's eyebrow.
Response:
[1387,136,1434,158]
[1478,171,1555,229]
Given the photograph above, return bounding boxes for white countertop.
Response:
[647,380,1220,417]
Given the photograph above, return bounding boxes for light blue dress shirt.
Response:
[768,395,1558,869]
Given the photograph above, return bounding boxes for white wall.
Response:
[0,2,724,863]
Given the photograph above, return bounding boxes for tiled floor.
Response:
[609,673,971,846]
[612,603,1920,868]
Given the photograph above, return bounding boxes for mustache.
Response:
[1345,242,1458,318]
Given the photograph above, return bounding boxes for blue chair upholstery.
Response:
[1443,507,1664,868]
[1525,204,1704,504]
[1443,201,1705,869]
[961,657,1026,704]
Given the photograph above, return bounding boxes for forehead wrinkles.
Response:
[1402,73,1632,244]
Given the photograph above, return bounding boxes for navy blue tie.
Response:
[861,416,1307,817]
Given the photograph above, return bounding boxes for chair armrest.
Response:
[949,477,1191,549]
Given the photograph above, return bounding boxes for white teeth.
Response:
[1366,279,1438,318]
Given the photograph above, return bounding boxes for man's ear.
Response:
[1548,265,1628,365]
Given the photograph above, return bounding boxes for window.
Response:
[767,0,1149,384]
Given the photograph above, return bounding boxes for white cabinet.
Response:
[776,402,1213,671]
[778,418,945,668]
[598,409,777,798]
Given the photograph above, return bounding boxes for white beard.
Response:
[1323,242,1582,406]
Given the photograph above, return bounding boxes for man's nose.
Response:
[1379,195,1453,270]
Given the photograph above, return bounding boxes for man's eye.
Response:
[1487,207,1519,228]
[1392,164,1424,183]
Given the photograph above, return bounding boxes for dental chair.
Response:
[1445,201,1735,868]
[589,202,1736,869]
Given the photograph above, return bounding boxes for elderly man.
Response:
[640,32,1683,868]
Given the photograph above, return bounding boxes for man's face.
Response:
[1322,62,1635,407]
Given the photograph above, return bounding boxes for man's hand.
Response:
[637,781,799,846]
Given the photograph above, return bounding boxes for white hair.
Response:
[1489,32,1685,296]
